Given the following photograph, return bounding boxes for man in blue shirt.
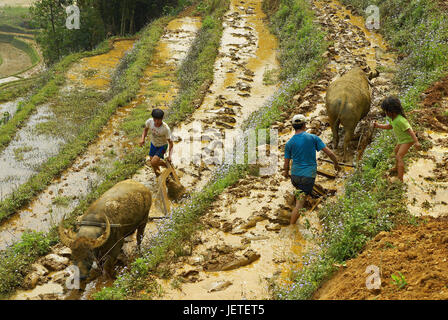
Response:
[283,114,340,225]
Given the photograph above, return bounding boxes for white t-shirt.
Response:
[145,118,173,147]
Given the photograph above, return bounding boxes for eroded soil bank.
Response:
[313,217,448,300]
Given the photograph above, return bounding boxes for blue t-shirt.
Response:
[284,132,326,178]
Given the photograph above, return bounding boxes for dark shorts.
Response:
[149,143,168,159]
[291,175,315,195]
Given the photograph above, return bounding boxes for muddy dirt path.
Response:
[405,84,448,218]
[0,18,201,252]
[146,0,399,300]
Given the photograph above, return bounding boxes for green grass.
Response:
[51,195,71,207]
[13,145,33,161]
[0,78,40,103]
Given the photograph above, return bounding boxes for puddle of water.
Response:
[0,76,21,85]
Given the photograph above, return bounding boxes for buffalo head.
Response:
[59,214,111,280]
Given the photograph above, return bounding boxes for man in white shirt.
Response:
[139,108,174,176]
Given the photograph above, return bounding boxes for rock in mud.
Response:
[270,209,291,226]
[40,254,69,271]
[207,280,233,293]
[265,223,281,232]
[50,269,71,284]
[52,245,72,258]
[23,264,49,290]
[188,255,205,266]
[220,221,232,233]
[177,267,201,283]
[239,214,267,230]
[221,249,260,271]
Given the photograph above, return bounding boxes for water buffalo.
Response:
[325,67,372,161]
[59,180,151,280]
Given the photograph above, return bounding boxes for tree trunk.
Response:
[120,0,127,35]
[129,5,135,34]
[49,0,60,60]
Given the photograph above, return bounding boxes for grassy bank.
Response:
[272,0,448,300]
[92,0,328,300]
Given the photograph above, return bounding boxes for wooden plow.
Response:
[154,160,184,217]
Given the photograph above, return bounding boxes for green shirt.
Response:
[386,114,413,144]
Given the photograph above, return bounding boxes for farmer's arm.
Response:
[322,147,341,171]
[283,158,291,178]
[167,139,174,161]
[406,128,421,149]
[139,127,149,147]
[373,122,392,130]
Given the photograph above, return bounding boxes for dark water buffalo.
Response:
[325,67,371,161]
[59,180,151,279]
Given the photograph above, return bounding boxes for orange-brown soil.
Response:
[314,217,448,300]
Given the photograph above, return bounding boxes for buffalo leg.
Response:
[103,239,124,278]
[136,222,147,250]
[343,125,356,162]
[330,118,340,149]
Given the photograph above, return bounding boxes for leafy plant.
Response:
[391,272,407,289]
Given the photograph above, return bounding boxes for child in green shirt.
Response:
[373,96,421,182]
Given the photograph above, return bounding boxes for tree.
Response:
[31,0,105,64]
